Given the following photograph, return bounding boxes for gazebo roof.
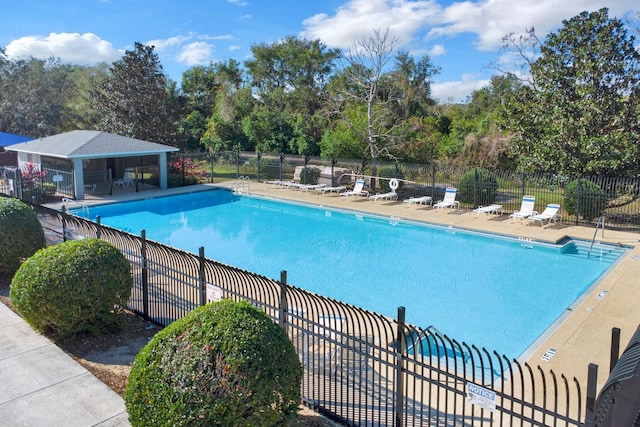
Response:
[6,130,179,159]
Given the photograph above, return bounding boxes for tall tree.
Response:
[324,28,404,167]
[243,36,338,154]
[91,42,177,145]
[501,8,640,175]
[0,55,77,137]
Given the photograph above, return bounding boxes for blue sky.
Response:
[1,0,638,103]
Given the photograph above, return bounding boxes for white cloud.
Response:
[429,0,640,51]
[5,32,122,65]
[145,35,191,52]
[428,44,445,56]
[432,74,490,103]
[177,42,214,65]
[229,45,241,52]
[301,0,440,48]
[228,0,248,6]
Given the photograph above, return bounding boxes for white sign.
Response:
[466,382,496,412]
[206,283,222,303]
[53,175,63,182]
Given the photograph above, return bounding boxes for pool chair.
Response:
[433,187,459,210]
[473,204,503,216]
[341,179,369,197]
[527,203,562,226]
[315,185,346,195]
[509,195,537,223]
[303,314,347,374]
[299,183,326,192]
[369,191,397,202]
[113,176,133,188]
[403,196,433,208]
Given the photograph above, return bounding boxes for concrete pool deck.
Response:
[57,181,640,390]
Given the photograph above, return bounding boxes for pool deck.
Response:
[57,182,640,390]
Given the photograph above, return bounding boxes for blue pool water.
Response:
[72,189,626,358]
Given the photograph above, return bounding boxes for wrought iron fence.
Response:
[19,199,591,426]
[169,151,640,232]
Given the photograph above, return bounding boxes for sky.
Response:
[1,0,638,103]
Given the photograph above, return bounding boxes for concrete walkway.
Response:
[0,303,129,426]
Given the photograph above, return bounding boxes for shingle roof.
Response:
[6,130,179,158]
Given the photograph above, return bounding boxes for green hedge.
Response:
[125,299,303,426]
[563,179,607,222]
[458,168,498,206]
[10,239,132,337]
[0,198,46,277]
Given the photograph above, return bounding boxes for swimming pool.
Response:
[72,189,627,359]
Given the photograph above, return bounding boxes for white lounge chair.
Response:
[473,204,503,216]
[527,203,562,226]
[433,188,459,210]
[314,185,345,194]
[369,191,397,202]
[403,196,433,207]
[341,179,368,197]
[299,183,326,192]
[509,195,537,222]
[113,176,133,188]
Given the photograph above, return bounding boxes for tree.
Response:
[243,36,338,155]
[501,8,640,176]
[91,42,178,145]
[0,55,77,137]
[324,28,417,171]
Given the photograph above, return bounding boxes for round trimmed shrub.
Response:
[10,238,131,337]
[459,168,498,206]
[125,299,303,427]
[0,198,46,277]
[378,165,404,192]
[563,179,607,221]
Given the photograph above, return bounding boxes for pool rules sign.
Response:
[466,382,496,412]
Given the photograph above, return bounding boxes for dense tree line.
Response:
[1,8,638,177]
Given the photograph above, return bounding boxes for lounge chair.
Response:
[369,191,397,202]
[315,185,346,194]
[341,179,368,197]
[299,183,326,192]
[527,203,562,226]
[473,204,503,216]
[403,196,433,207]
[509,195,536,223]
[304,314,347,374]
[113,176,133,188]
[433,188,459,210]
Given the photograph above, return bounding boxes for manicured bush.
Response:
[0,198,46,277]
[10,239,132,337]
[125,299,303,427]
[458,168,498,206]
[378,165,404,192]
[300,166,321,184]
[563,179,607,221]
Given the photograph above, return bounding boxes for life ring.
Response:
[389,178,399,191]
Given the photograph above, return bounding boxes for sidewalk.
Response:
[0,303,130,426]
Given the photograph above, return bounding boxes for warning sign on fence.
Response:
[206,283,222,303]
[466,382,496,412]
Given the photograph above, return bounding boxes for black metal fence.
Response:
[169,151,640,232]
[18,199,596,426]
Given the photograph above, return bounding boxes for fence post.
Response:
[521,171,525,197]
[473,168,478,207]
[279,154,285,181]
[584,363,598,426]
[209,156,214,183]
[610,327,621,373]
[304,156,309,184]
[279,270,287,329]
[141,230,149,319]
[199,246,206,306]
[331,157,336,187]
[257,152,261,182]
[576,177,582,225]
[96,215,101,240]
[236,147,241,178]
[431,164,436,199]
[395,306,406,427]
[61,206,69,242]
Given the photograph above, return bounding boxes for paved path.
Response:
[0,303,130,426]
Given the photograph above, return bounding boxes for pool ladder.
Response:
[232,176,250,194]
[589,215,604,253]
